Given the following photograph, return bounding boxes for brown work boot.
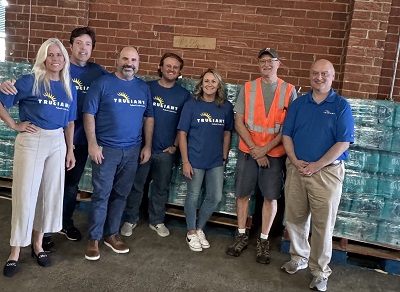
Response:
[226,232,248,257]
[256,238,270,264]
[85,239,100,261]
[104,234,129,254]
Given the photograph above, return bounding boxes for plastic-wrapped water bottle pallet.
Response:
[0,176,12,189]
[165,203,253,229]
[281,229,400,275]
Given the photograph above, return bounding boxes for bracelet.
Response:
[223,158,228,163]
[172,144,178,148]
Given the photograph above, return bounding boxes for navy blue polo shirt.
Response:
[282,89,354,162]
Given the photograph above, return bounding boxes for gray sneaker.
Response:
[120,222,137,237]
[309,276,328,291]
[149,223,170,237]
[280,258,308,274]
[226,233,248,257]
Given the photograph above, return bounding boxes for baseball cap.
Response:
[258,48,279,59]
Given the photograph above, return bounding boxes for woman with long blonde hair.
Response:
[0,38,77,277]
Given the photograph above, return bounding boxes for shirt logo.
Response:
[153,96,178,113]
[114,92,145,107]
[197,112,224,125]
[323,110,335,115]
[38,92,70,110]
[72,78,89,92]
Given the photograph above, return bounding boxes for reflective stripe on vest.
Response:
[246,79,288,134]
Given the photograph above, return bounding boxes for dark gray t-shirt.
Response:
[233,80,297,116]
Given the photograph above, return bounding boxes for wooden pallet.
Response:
[165,204,252,229]
[281,229,400,275]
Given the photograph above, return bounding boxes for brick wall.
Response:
[378,0,400,101]
[4,0,400,101]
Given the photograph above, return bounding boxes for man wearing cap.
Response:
[281,59,354,291]
[226,48,297,264]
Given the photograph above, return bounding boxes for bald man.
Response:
[281,59,354,291]
[83,47,154,260]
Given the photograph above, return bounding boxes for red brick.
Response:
[208,21,232,30]
[184,18,208,28]
[305,10,333,20]
[162,17,184,25]
[140,15,162,24]
[198,11,222,20]
[184,1,206,11]
[175,10,199,18]
[232,22,256,31]
[352,11,372,20]
[221,13,245,22]
[295,1,321,10]
[269,16,294,26]
[208,4,232,13]
[351,20,380,30]
[281,9,306,18]
[256,7,282,16]
[231,5,256,14]
[222,0,244,4]
[162,0,185,8]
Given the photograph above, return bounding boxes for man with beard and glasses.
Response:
[82,46,154,261]
[121,53,191,238]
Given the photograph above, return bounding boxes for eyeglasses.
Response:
[258,58,279,65]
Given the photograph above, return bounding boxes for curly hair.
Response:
[193,68,226,107]
[32,38,72,100]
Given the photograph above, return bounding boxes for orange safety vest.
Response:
[238,77,294,157]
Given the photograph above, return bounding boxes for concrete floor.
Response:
[0,197,399,292]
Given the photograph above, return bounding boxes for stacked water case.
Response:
[336,99,400,248]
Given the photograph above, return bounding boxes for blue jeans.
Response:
[184,166,224,231]
[88,145,140,240]
[63,145,88,228]
[123,152,175,225]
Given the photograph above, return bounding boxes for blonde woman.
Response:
[178,69,234,252]
[0,38,77,277]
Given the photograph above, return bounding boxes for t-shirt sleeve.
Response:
[83,79,102,115]
[143,85,154,118]
[233,85,245,114]
[336,100,355,143]
[224,101,234,131]
[68,86,78,122]
[177,101,192,133]
[0,75,32,108]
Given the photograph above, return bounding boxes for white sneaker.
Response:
[186,233,202,252]
[120,222,137,237]
[196,229,210,249]
[149,223,170,237]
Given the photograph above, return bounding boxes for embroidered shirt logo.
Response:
[153,96,178,112]
[323,110,335,115]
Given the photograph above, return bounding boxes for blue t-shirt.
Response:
[83,73,153,149]
[70,62,108,145]
[0,74,77,130]
[148,80,191,153]
[282,89,354,162]
[178,99,234,169]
